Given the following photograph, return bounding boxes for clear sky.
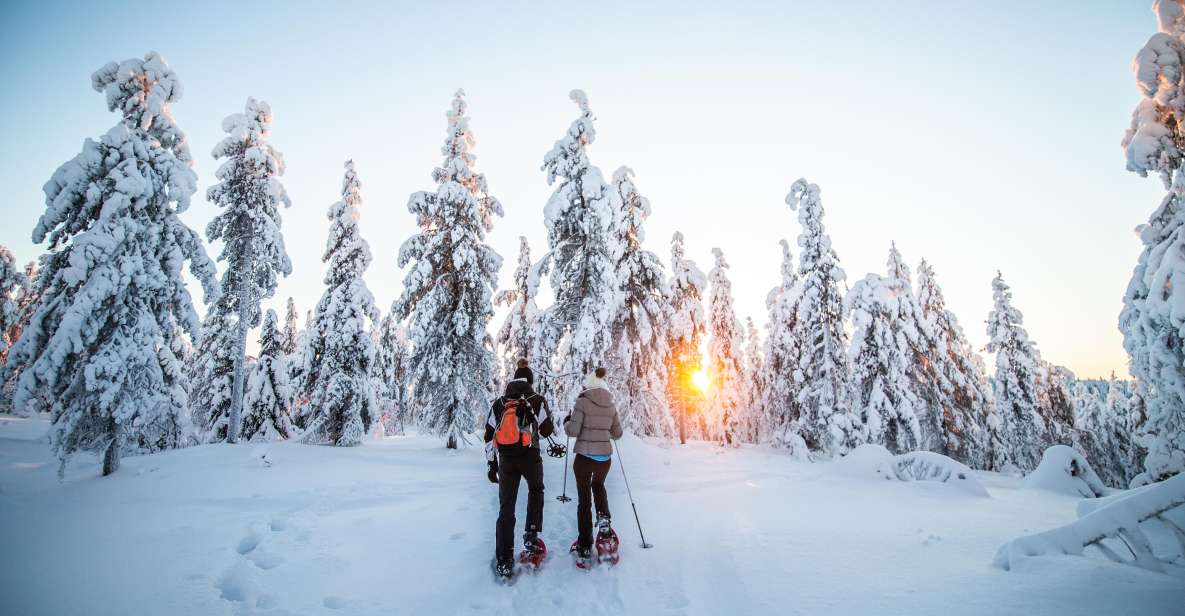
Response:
[0,1,1164,379]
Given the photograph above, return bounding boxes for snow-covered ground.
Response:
[1,415,1182,616]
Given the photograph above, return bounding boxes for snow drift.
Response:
[1023,445,1109,498]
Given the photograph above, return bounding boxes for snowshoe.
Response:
[518,534,547,571]
[569,540,593,570]
[595,524,620,566]
[491,558,515,584]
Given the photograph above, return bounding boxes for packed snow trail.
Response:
[0,415,1182,615]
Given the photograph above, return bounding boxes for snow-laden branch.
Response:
[993,473,1185,573]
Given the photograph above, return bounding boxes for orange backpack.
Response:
[495,397,533,448]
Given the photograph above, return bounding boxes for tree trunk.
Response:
[102,418,121,476]
[227,242,254,445]
[228,311,247,444]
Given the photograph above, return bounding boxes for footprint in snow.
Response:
[270,515,288,532]
[248,548,285,570]
[237,531,262,555]
[323,596,349,610]
[450,532,466,540]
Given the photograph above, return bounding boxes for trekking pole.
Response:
[612,440,653,548]
[557,434,573,503]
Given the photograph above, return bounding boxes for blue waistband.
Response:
[580,453,611,462]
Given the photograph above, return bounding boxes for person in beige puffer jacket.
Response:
[563,367,623,557]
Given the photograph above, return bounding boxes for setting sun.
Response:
[691,367,710,394]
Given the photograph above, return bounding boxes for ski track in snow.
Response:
[0,420,1183,615]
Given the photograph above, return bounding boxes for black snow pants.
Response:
[573,454,612,549]
[495,450,545,562]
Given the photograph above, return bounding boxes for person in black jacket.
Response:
[484,360,553,577]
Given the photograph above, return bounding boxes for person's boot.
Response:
[523,531,543,554]
[596,513,612,537]
[493,557,514,580]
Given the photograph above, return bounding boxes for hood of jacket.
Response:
[579,387,613,408]
[504,378,535,399]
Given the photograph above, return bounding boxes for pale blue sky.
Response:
[0,1,1163,378]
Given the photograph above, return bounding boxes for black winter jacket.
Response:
[484,379,554,461]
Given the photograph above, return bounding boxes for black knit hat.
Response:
[513,366,534,385]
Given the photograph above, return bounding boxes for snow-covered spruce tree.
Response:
[1120,0,1185,481]
[764,239,804,449]
[2,53,218,475]
[394,90,502,449]
[0,246,25,362]
[743,317,766,443]
[665,232,707,443]
[299,160,380,446]
[1035,359,1077,446]
[372,313,411,436]
[915,259,992,467]
[494,236,540,382]
[845,273,919,453]
[240,309,294,441]
[286,308,314,412]
[187,309,235,442]
[1072,376,1133,489]
[607,167,673,437]
[1,259,41,415]
[1104,376,1139,484]
[985,272,1044,471]
[533,90,622,408]
[786,179,858,456]
[198,97,291,444]
[282,297,299,355]
[883,244,943,451]
[706,248,745,445]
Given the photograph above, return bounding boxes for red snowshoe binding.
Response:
[569,540,593,569]
[518,533,547,571]
[595,517,620,566]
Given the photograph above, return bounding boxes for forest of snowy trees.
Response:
[0,17,1179,492]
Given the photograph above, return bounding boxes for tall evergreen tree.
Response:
[282,297,300,356]
[0,246,25,362]
[786,179,858,456]
[915,259,992,466]
[372,313,411,436]
[607,167,672,437]
[1120,0,1185,481]
[742,317,766,443]
[665,232,707,443]
[764,239,803,449]
[883,244,942,450]
[845,273,918,453]
[197,97,291,444]
[2,53,218,475]
[1035,359,1076,447]
[188,309,236,442]
[394,90,502,449]
[299,160,379,446]
[985,272,1043,470]
[533,90,622,408]
[706,248,745,444]
[240,309,294,441]
[1,259,41,415]
[494,236,539,382]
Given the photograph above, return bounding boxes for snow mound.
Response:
[890,451,989,497]
[833,446,988,496]
[995,473,1185,573]
[1023,445,1108,498]
[833,444,895,478]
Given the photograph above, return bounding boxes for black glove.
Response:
[487,461,499,484]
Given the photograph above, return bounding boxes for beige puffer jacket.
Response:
[566,385,623,456]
